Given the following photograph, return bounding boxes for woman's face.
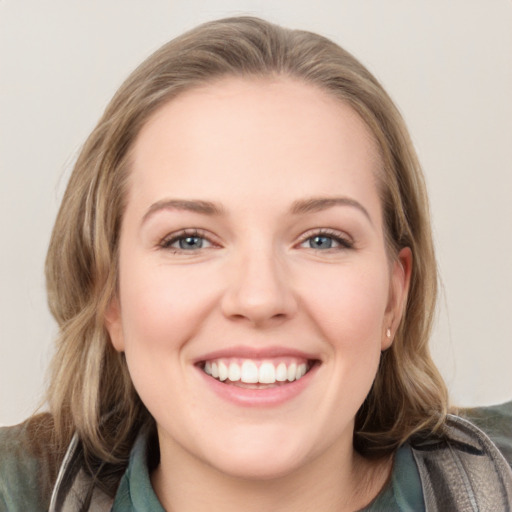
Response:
[106,77,410,479]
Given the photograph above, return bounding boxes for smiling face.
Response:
[105,77,410,481]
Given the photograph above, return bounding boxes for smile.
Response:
[195,348,321,406]
[202,358,312,386]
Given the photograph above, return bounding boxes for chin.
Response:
[199,429,316,481]
[211,451,307,481]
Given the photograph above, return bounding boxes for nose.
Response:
[220,245,297,326]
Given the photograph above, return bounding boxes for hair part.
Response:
[45,16,448,493]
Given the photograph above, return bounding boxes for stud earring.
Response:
[386,328,391,339]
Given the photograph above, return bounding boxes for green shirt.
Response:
[1,401,511,511]
[111,432,425,511]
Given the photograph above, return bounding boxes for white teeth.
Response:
[218,361,228,381]
[287,363,297,382]
[276,363,288,382]
[241,360,259,383]
[203,359,311,385]
[228,362,241,382]
[258,362,275,384]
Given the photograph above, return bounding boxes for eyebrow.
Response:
[290,197,373,224]
[142,199,224,224]
[142,196,372,225]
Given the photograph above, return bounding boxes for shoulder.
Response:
[409,402,512,511]
[459,400,512,467]
[0,414,61,512]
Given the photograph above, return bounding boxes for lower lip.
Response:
[196,363,319,407]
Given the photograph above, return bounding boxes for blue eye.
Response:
[177,235,204,250]
[161,231,212,252]
[300,231,353,250]
[307,235,335,249]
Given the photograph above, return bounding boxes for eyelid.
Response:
[296,228,354,249]
[157,227,353,252]
[159,228,220,251]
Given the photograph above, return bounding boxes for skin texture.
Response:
[106,77,411,511]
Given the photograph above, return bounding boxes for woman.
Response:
[1,16,511,511]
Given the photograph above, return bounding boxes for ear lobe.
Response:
[104,297,125,352]
[382,247,412,350]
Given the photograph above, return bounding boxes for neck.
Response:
[151,437,392,512]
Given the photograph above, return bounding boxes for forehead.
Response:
[134,76,380,159]
[127,76,383,219]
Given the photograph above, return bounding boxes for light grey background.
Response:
[1,1,511,426]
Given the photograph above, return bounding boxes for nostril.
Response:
[219,264,298,324]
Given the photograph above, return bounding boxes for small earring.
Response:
[386,328,391,339]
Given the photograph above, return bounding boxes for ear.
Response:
[104,296,125,352]
[382,247,412,351]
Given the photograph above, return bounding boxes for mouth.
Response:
[197,357,320,389]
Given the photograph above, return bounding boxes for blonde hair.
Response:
[45,16,448,491]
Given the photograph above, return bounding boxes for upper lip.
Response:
[193,345,321,364]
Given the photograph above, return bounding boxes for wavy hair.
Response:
[45,16,448,494]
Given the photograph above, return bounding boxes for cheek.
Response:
[290,263,389,440]
[115,259,216,414]
[117,255,221,354]
[298,261,389,404]
[300,263,390,347]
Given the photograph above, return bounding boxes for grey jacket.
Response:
[48,414,512,511]
[2,408,511,511]
[410,414,512,511]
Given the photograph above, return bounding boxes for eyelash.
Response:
[159,229,214,253]
[158,228,354,253]
[297,229,354,251]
